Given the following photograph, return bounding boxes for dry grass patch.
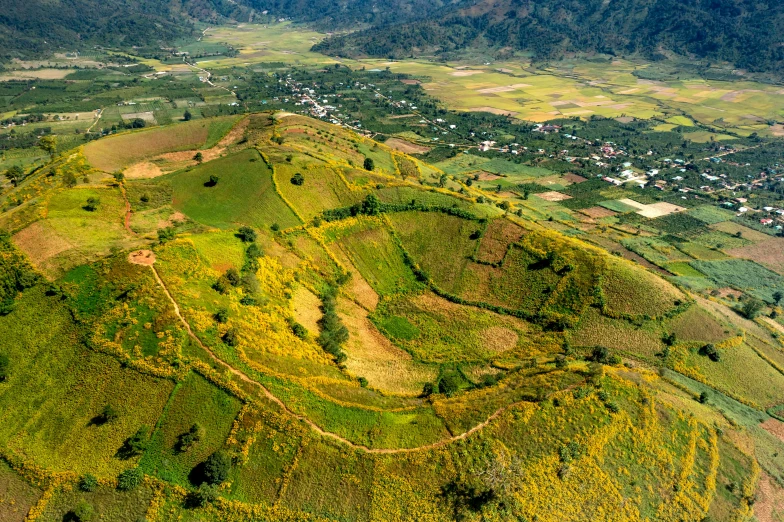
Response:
[580,206,617,219]
[128,249,156,266]
[711,221,770,242]
[384,138,431,154]
[12,220,72,268]
[727,237,784,275]
[292,285,322,335]
[338,298,436,395]
[535,191,572,202]
[476,218,527,264]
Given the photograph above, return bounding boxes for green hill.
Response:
[0,111,780,520]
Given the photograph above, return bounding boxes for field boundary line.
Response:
[148,262,547,454]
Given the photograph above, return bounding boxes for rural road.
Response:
[147,263,542,454]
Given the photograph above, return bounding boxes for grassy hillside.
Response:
[0,111,780,521]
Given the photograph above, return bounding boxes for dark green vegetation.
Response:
[315,0,784,73]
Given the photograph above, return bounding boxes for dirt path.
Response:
[119,183,135,235]
[147,263,540,454]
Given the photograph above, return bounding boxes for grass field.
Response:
[166,148,302,229]
[690,259,784,302]
[140,372,242,486]
[0,288,174,476]
[84,118,230,172]
[372,291,532,362]
[600,257,684,317]
[0,461,41,522]
[330,220,419,296]
[274,163,362,221]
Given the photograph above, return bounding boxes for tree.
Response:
[587,361,604,385]
[290,172,305,185]
[176,423,204,452]
[203,450,231,485]
[39,135,56,157]
[183,110,192,121]
[363,157,375,171]
[223,328,239,347]
[438,372,461,397]
[123,426,150,457]
[774,290,783,305]
[206,174,219,187]
[699,343,721,362]
[117,468,143,491]
[78,474,98,492]
[740,297,764,319]
[699,391,709,404]
[361,194,381,215]
[214,308,229,324]
[84,197,100,212]
[157,227,176,243]
[193,151,203,164]
[72,500,94,521]
[192,483,219,507]
[4,165,23,186]
[237,226,257,243]
[100,404,118,423]
[224,268,241,287]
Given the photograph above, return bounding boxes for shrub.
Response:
[78,473,98,492]
[699,343,721,362]
[741,297,765,319]
[363,157,375,171]
[590,346,610,363]
[122,426,150,457]
[117,468,143,490]
[699,391,710,404]
[422,382,436,397]
[84,197,100,211]
[270,223,280,232]
[72,500,94,521]
[291,322,308,339]
[290,172,305,185]
[100,404,118,423]
[223,328,239,347]
[205,175,219,187]
[176,423,204,452]
[203,451,231,485]
[214,308,229,324]
[224,268,241,287]
[191,483,219,507]
[237,226,257,243]
[438,372,461,397]
[157,227,176,243]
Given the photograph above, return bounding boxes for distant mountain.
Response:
[313,0,784,73]
[0,0,250,61]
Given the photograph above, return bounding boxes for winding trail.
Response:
[147,263,537,454]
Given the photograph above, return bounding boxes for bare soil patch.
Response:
[468,107,518,117]
[481,326,519,352]
[384,138,431,154]
[477,171,501,181]
[728,237,784,274]
[124,161,163,179]
[535,191,572,202]
[476,83,531,94]
[754,472,784,522]
[477,218,527,264]
[13,221,72,266]
[563,173,587,184]
[451,70,483,76]
[762,418,784,443]
[580,206,617,219]
[128,249,156,265]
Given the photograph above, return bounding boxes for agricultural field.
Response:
[2,90,784,518]
[83,117,240,172]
